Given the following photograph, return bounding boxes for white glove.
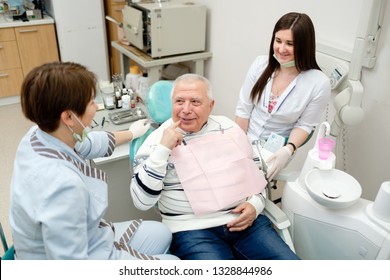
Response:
[129,119,151,139]
[266,146,292,181]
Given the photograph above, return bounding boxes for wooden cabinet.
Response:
[15,24,59,77]
[0,28,23,97]
[104,0,126,77]
[0,24,59,98]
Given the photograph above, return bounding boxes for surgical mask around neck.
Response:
[273,53,296,68]
[68,112,91,142]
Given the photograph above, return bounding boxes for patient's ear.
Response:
[209,99,215,112]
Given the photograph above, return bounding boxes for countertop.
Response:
[92,103,148,165]
[0,13,54,28]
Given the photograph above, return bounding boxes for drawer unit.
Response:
[0,68,24,98]
[15,24,59,77]
[0,41,22,70]
[0,23,59,98]
[0,27,16,41]
[0,27,22,97]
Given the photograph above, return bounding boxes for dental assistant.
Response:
[235,12,331,180]
[9,62,178,260]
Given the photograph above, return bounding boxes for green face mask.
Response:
[273,53,296,68]
[68,112,91,142]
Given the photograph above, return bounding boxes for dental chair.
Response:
[129,80,295,253]
[0,222,14,260]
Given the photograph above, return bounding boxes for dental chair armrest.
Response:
[263,199,296,253]
[263,199,291,230]
[273,170,299,182]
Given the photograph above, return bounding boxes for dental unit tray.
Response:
[108,107,147,125]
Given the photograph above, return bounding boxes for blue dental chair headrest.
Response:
[146,80,173,124]
[130,80,173,163]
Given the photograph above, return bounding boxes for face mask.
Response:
[68,112,91,142]
[273,53,296,68]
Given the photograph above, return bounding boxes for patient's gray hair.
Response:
[172,73,214,100]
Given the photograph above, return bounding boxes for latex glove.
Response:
[129,119,151,139]
[266,146,292,181]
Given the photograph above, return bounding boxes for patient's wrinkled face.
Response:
[172,79,214,133]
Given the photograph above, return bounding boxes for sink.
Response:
[305,169,362,209]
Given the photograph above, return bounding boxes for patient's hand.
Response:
[161,121,184,149]
[227,202,256,232]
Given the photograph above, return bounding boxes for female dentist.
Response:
[235,12,331,180]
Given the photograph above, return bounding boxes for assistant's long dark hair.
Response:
[250,12,321,103]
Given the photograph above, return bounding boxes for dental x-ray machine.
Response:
[281,0,390,259]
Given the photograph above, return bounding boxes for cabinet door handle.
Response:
[114,0,125,3]
[0,73,9,78]
[18,29,38,33]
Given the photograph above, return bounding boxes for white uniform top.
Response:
[9,127,170,260]
[235,55,331,141]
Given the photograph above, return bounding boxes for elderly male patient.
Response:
[130,73,299,260]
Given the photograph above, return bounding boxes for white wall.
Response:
[174,0,389,201]
[347,5,390,200]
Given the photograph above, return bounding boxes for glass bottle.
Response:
[115,90,122,109]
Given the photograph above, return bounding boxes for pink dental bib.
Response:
[170,127,267,215]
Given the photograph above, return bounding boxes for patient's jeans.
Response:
[170,214,299,260]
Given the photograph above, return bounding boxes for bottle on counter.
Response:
[125,65,140,92]
[115,90,122,109]
[130,97,136,109]
[112,74,123,94]
[122,94,130,109]
[122,88,130,109]
[137,72,149,101]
